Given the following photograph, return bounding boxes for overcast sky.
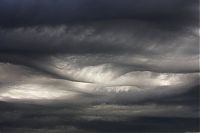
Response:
[0,0,199,132]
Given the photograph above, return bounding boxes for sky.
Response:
[0,0,199,132]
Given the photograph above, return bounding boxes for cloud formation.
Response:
[0,0,198,28]
[0,0,199,132]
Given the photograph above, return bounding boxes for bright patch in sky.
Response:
[0,84,78,101]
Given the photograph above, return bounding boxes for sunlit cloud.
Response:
[0,84,78,101]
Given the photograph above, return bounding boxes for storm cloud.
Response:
[0,0,199,132]
[0,0,198,28]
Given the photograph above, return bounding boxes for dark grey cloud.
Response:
[0,0,199,132]
[0,100,199,132]
[0,0,198,28]
[0,19,198,59]
[0,20,198,74]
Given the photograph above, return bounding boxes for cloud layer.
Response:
[0,0,199,132]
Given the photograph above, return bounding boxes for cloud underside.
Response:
[0,0,198,27]
[0,0,199,132]
[0,51,199,132]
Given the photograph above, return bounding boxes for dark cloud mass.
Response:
[0,0,198,28]
[0,0,199,132]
